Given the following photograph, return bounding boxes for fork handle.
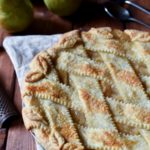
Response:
[129,17,150,29]
[125,0,150,15]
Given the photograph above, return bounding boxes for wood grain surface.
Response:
[0,0,149,150]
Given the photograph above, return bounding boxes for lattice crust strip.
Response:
[141,76,150,96]
[24,57,126,149]
[100,53,150,107]
[22,96,84,150]
[106,98,150,130]
[56,51,150,130]
[124,30,150,67]
[81,27,126,57]
[78,126,126,150]
[24,74,150,131]
[24,78,73,108]
[99,48,150,132]
[78,126,150,150]
[84,48,150,145]
[57,51,111,82]
[23,48,125,149]
[121,30,150,98]
[79,28,150,149]
[22,95,150,150]
[23,50,84,150]
[82,28,150,98]
[22,28,150,150]
[124,42,150,97]
[69,74,117,130]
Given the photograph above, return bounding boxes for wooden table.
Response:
[0,0,149,149]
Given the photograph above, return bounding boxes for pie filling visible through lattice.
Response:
[22,27,150,150]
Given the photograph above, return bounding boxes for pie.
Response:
[22,27,150,150]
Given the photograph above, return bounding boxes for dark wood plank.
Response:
[6,77,36,150]
[12,79,22,114]
[6,119,35,150]
[17,5,73,35]
[0,50,15,95]
[125,0,150,31]
[0,29,10,47]
[0,129,7,150]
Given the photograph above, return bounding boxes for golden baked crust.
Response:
[22,27,150,150]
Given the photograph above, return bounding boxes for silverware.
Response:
[104,2,150,28]
[114,0,150,15]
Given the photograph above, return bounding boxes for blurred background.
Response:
[0,0,149,42]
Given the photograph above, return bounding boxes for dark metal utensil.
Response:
[0,87,18,149]
[114,0,150,15]
[104,2,150,28]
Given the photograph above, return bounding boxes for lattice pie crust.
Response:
[22,27,150,150]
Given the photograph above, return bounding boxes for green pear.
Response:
[0,0,33,33]
[44,0,82,16]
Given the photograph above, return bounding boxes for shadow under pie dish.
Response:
[22,27,150,150]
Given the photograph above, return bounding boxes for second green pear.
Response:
[44,0,82,16]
